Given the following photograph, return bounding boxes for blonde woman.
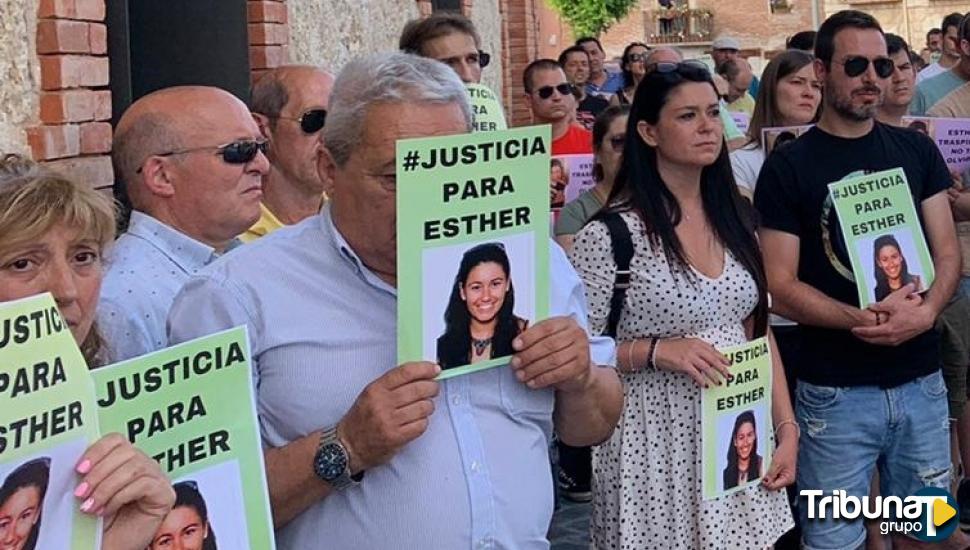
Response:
[0,154,175,550]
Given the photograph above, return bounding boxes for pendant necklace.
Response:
[472,338,492,356]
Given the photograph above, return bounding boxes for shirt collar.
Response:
[318,204,396,296]
[126,211,220,273]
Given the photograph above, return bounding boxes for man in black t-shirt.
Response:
[755,11,964,550]
[558,46,609,131]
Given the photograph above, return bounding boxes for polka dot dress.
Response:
[569,211,793,549]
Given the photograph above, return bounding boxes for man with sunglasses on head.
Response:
[756,10,965,550]
[400,13,490,85]
[99,86,268,361]
[524,59,593,155]
[244,65,334,242]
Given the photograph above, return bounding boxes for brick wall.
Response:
[29,0,113,189]
[501,0,540,126]
[248,0,290,83]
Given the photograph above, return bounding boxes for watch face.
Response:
[315,442,348,481]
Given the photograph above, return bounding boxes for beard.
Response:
[829,84,883,121]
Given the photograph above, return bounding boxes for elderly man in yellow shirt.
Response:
[244,65,334,242]
[718,58,757,116]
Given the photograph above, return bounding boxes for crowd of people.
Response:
[1,6,970,550]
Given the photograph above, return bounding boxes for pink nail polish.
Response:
[80,497,95,513]
[76,459,92,474]
[74,482,89,498]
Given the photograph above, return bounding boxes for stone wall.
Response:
[823,0,967,50]
[0,0,39,156]
[471,0,505,96]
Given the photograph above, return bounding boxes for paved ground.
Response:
[548,499,591,550]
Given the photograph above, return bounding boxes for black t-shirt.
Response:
[576,94,610,131]
[754,122,950,388]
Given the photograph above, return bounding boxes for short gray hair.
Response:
[323,52,472,167]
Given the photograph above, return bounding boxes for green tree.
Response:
[546,0,640,38]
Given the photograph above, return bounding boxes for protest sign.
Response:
[730,112,751,135]
[702,337,773,500]
[0,293,101,549]
[901,116,970,174]
[467,84,508,133]
[92,327,274,550]
[828,167,935,308]
[761,124,813,155]
[550,154,595,210]
[397,125,551,379]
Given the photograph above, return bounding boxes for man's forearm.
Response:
[554,366,622,447]
[264,432,333,528]
[923,249,961,316]
[771,279,871,330]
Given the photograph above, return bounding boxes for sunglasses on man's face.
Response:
[275,108,327,134]
[835,56,895,78]
[139,139,269,172]
[535,83,573,99]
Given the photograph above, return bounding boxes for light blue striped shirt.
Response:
[99,211,219,362]
[167,205,614,550]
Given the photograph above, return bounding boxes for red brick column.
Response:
[248,0,289,83]
[501,0,539,126]
[29,0,113,190]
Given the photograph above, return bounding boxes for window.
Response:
[432,0,463,12]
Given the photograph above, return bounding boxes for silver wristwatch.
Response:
[312,426,357,490]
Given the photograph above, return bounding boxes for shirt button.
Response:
[471,461,481,473]
[476,539,491,549]
[452,395,461,406]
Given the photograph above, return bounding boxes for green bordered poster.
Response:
[467,83,508,133]
[0,293,101,549]
[828,167,935,308]
[701,337,773,500]
[91,327,275,550]
[397,125,552,380]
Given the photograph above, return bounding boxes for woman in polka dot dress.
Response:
[569,62,799,549]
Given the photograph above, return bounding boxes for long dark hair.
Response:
[168,481,217,550]
[873,234,916,301]
[747,49,818,147]
[620,42,651,89]
[0,457,50,550]
[437,243,519,369]
[725,410,761,476]
[607,63,769,336]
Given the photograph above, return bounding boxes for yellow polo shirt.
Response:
[240,203,285,243]
[727,92,756,116]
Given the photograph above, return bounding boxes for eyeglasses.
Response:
[834,56,894,78]
[608,134,626,151]
[274,109,327,134]
[138,139,268,172]
[626,53,647,63]
[535,83,573,99]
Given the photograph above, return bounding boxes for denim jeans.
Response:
[796,371,951,550]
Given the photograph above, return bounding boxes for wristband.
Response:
[774,418,800,441]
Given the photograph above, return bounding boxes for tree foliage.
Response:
[546,0,640,39]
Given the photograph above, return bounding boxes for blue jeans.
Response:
[959,276,970,301]
[796,371,951,550]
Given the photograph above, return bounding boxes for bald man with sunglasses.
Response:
[246,65,334,242]
[99,85,270,361]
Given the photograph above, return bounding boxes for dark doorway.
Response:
[431,0,463,12]
[105,0,251,224]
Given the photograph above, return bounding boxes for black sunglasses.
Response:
[536,83,573,99]
[648,60,711,75]
[835,56,894,78]
[275,108,327,134]
[626,53,647,63]
[478,50,491,68]
[139,139,268,172]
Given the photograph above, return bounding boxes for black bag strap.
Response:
[600,212,633,338]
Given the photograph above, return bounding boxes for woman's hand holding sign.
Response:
[762,426,798,491]
[75,433,175,550]
[654,338,731,388]
[338,361,441,473]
